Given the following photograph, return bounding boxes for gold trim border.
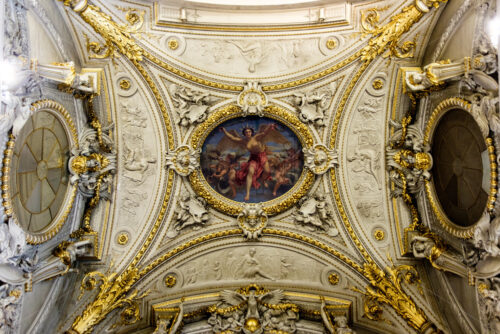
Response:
[423,97,483,239]
[1,99,79,244]
[189,104,314,216]
[486,138,498,212]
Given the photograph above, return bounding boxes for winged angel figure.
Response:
[219,123,290,201]
[209,288,296,333]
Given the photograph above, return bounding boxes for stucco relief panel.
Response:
[113,69,163,240]
[341,70,389,248]
[179,38,326,76]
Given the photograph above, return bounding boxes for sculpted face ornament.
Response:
[303,145,338,175]
[238,203,268,239]
[237,82,268,116]
[165,146,200,177]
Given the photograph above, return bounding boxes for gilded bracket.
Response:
[59,0,143,63]
[360,0,447,63]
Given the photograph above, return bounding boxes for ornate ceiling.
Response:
[0,0,498,333]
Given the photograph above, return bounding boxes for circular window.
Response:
[2,100,78,244]
[431,108,488,227]
[11,111,70,232]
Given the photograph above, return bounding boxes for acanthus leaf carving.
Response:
[59,0,143,63]
[67,266,149,334]
[353,257,439,333]
[359,1,446,63]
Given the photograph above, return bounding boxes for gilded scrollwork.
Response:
[359,0,447,63]
[59,0,143,63]
[68,267,148,334]
[353,257,437,332]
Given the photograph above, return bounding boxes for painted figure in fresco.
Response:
[219,123,290,201]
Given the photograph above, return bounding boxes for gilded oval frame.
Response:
[424,97,495,239]
[189,104,314,216]
[2,99,78,244]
